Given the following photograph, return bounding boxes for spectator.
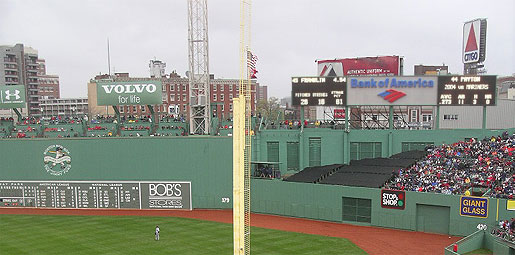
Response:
[384,132,515,199]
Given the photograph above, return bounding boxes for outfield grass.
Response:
[0,214,366,254]
[463,248,493,255]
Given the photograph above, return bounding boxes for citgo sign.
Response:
[96,81,162,106]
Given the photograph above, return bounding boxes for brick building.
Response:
[37,59,60,100]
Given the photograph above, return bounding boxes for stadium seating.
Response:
[43,122,84,138]
[384,132,515,199]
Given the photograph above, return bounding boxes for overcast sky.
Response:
[1,0,514,99]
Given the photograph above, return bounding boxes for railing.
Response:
[444,229,485,255]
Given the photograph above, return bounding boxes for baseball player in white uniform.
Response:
[155,225,160,241]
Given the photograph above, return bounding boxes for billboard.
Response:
[0,85,26,109]
[463,19,487,64]
[334,109,345,120]
[291,77,346,106]
[437,75,496,106]
[317,56,401,77]
[460,196,488,218]
[96,81,162,106]
[346,76,438,106]
[381,189,405,210]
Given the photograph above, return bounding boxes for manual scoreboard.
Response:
[292,76,346,106]
[0,181,191,210]
[437,76,496,106]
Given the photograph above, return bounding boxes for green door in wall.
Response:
[416,204,450,234]
[309,138,321,167]
[287,142,299,171]
[267,142,279,162]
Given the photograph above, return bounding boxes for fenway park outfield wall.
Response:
[0,137,234,210]
[251,179,514,237]
[0,128,514,237]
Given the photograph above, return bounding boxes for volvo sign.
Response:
[96,81,162,106]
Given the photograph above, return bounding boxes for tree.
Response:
[256,97,282,124]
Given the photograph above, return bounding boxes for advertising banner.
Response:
[317,56,401,77]
[346,76,437,106]
[460,196,488,218]
[381,189,405,210]
[140,182,192,210]
[96,81,162,106]
[334,109,345,120]
[0,85,26,109]
[507,200,515,211]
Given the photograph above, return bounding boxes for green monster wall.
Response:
[1,128,514,238]
[0,137,234,209]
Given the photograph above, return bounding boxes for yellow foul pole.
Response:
[234,0,252,254]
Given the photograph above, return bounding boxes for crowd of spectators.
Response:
[384,132,515,199]
[0,117,15,122]
[263,119,343,130]
[44,127,76,132]
[18,116,41,125]
[160,114,186,123]
[492,219,515,243]
[121,125,151,131]
[89,115,115,124]
[43,116,83,125]
[121,115,153,123]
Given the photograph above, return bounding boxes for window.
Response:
[443,114,458,120]
[170,84,175,91]
[229,103,233,111]
[132,106,137,112]
[162,85,166,92]
[229,94,233,100]
[170,94,175,101]
[183,105,187,112]
[140,105,146,112]
[119,106,124,113]
[422,114,432,122]
[177,94,180,101]
[230,84,233,91]
[213,94,217,101]
[213,84,217,91]
[162,94,167,102]
[221,105,225,111]
[168,105,177,114]
[350,142,382,160]
[221,85,224,91]
[183,94,187,101]
[410,109,418,122]
[182,85,187,91]
[220,94,224,101]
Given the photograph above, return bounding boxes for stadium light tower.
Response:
[187,0,211,135]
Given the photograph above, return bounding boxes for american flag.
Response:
[247,50,258,79]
